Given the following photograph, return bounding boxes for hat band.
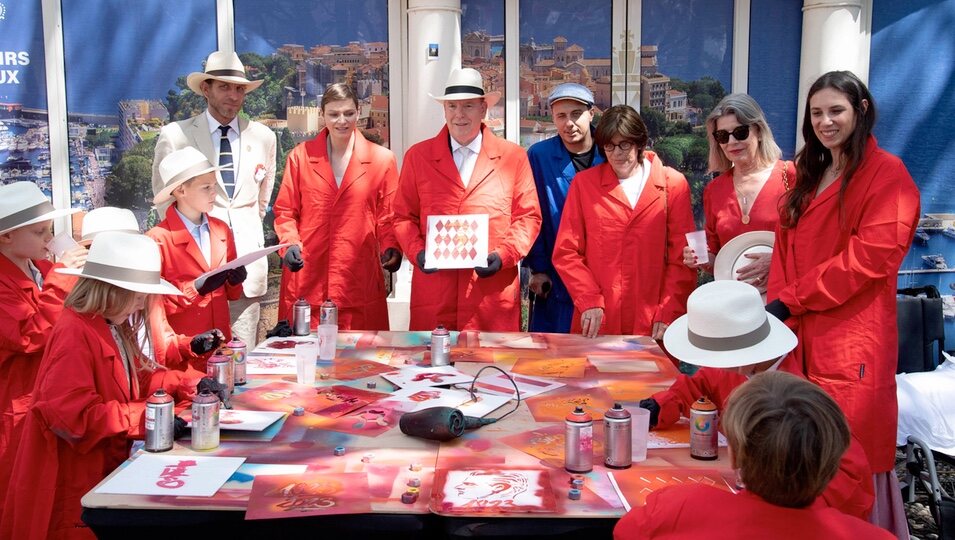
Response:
[166,161,216,189]
[687,317,771,352]
[83,260,160,285]
[445,84,485,96]
[206,68,248,79]
[0,200,55,232]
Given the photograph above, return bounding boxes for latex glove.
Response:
[734,252,772,290]
[580,307,604,338]
[266,320,294,338]
[474,252,502,278]
[197,376,230,407]
[380,248,402,273]
[58,244,89,269]
[528,272,552,298]
[196,271,230,296]
[415,250,438,274]
[638,398,661,429]
[766,299,791,322]
[173,416,188,440]
[226,265,247,285]
[284,245,304,272]
[651,321,668,341]
[190,329,225,355]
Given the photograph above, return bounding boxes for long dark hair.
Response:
[781,71,876,227]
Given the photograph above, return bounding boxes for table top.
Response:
[82,330,733,520]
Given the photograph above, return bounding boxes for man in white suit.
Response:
[152,50,277,348]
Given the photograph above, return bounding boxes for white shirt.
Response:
[206,109,241,185]
[175,206,211,265]
[450,132,482,188]
[618,157,652,209]
[27,260,43,288]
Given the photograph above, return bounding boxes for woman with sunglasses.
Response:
[684,94,792,292]
[553,105,696,339]
[766,70,920,537]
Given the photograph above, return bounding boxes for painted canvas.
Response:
[431,469,557,514]
[255,336,319,354]
[330,358,394,381]
[648,418,728,449]
[499,423,605,466]
[381,365,474,388]
[478,332,547,349]
[511,356,587,378]
[246,354,296,375]
[181,409,285,431]
[472,372,564,399]
[424,214,489,269]
[608,468,733,511]
[309,385,389,417]
[95,454,245,497]
[525,386,615,422]
[245,472,372,519]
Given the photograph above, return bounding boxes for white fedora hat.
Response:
[153,147,222,205]
[429,67,501,108]
[713,230,775,285]
[0,181,80,235]
[81,207,140,244]
[57,231,182,295]
[186,51,264,95]
[663,280,796,368]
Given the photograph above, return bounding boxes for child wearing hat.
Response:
[636,280,874,520]
[0,231,224,540]
[0,181,85,522]
[148,147,246,370]
[614,371,894,539]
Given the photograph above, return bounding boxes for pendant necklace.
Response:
[735,185,752,224]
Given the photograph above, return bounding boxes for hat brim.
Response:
[0,207,82,236]
[713,231,775,282]
[153,163,222,206]
[549,96,593,107]
[429,91,502,109]
[663,312,797,368]
[57,267,184,296]
[186,72,264,95]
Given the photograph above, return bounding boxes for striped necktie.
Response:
[218,125,235,198]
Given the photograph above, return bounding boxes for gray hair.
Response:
[705,93,781,173]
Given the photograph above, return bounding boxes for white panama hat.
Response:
[663,280,796,368]
[57,231,183,296]
[0,181,80,235]
[429,67,502,108]
[80,207,140,244]
[186,51,264,95]
[153,147,222,206]
[713,230,775,282]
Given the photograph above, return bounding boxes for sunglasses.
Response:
[712,125,751,144]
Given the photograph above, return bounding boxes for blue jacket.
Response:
[525,133,604,332]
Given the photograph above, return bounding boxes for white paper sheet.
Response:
[95,454,245,497]
[246,354,297,375]
[182,409,286,431]
[380,365,474,389]
[471,372,564,399]
[194,243,291,290]
[587,356,660,373]
[424,214,488,269]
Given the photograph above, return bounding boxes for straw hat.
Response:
[663,280,796,368]
[0,182,80,235]
[57,231,182,295]
[186,51,263,95]
[429,68,501,108]
[713,230,775,289]
[80,207,140,244]
[153,147,221,205]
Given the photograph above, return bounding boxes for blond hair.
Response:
[705,93,781,174]
[722,371,849,508]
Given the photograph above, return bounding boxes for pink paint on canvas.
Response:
[431,469,557,514]
[245,473,372,519]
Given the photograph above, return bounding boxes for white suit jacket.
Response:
[152,112,277,298]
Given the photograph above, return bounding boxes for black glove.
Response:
[196,271,230,296]
[267,319,294,338]
[416,250,438,274]
[197,376,230,405]
[638,397,661,429]
[173,416,188,440]
[474,252,502,278]
[226,265,247,285]
[765,299,791,322]
[190,329,225,355]
[284,245,304,272]
[380,247,402,273]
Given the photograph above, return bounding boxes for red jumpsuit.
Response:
[147,205,242,370]
[703,160,792,254]
[393,125,542,331]
[553,153,696,335]
[273,129,399,330]
[651,367,874,519]
[0,308,201,540]
[767,137,920,473]
[613,485,893,540]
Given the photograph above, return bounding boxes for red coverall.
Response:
[703,160,792,254]
[273,129,399,330]
[393,125,542,331]
[553,153,696,335]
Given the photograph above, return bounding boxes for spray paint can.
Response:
[430,325,451,366]
[564,406,593,473]
[320,298,338,326]
[206,350,234,399]
[222,338,247,386]
[144,388,174,452]
[191,390,220,451]
[292,298,311,336]
[604,403,632,469]
[690,396,719,460]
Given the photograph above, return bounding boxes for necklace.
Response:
[735,185,752,224]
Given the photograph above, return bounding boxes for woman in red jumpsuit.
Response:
[684,93,792,290]
[766,70,920,537]
[553,105,696,339]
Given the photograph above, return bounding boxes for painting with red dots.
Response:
[424,214,489,269]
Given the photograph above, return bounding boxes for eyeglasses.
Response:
[603,141,635,153]
[712,125,751,144]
